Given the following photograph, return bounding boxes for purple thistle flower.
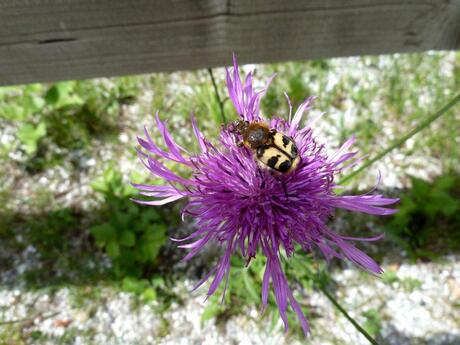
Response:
[133,55,398,335]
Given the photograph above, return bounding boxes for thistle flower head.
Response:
[133,55,398,335]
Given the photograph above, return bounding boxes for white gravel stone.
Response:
[1,257,459,344]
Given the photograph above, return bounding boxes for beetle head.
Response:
[230,119,249,135]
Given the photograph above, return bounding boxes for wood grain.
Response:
[0,0,459,85]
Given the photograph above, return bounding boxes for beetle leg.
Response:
[282,180,289,199]
[237,141,244,147]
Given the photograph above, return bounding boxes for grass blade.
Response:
[207,68,227,126]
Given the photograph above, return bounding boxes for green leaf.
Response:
[139,242,161,262]
[151,224,168,239]
[381,271,399,285]
[45,82,84,108]
[201,303,222,322]
[89,223,116,243]
[0,104,25,121]
[113,211,130,230]
[242,270,259,303]
[138,210,160,229]
[107,240,120,259]
[122,277,148,294]
[362,309,382,336]
[429,190,458,216]
[17,122,47,154]
[142,287,157,302]
[45,85,60,105]
[90,179,108,193]
[411,177,430,200]
[434,175,456,191]
[118,247,137,268]
[443,198,459,216]
[119,231,136,247]
[151,276,165,288]
[29,96,46,112]
[25,83,43,93]
[400,277,422,292]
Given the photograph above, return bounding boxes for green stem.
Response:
[207,68,227,126]
[339,93,460,185]
[318,285,380,345]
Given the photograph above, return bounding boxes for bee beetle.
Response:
[231,120,300,174]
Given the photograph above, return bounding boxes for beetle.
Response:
[230,120,300,174]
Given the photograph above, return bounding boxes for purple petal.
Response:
[330,194,399,215]
[332,236,383,274]
[191,113,207,152]
[289,96,315,136]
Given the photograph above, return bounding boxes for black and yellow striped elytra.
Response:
[256,131,300,174]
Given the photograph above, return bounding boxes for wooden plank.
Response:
[0,0,459,86]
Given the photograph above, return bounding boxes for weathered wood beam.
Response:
[0,0,459,86]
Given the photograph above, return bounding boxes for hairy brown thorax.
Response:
[232,120,270,149]
[243,122,270,149]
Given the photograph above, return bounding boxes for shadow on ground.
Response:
[1,173,460,289]
[0,200,221,290]
[379,324,460,345]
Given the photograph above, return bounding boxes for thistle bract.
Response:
[133,55,398,335]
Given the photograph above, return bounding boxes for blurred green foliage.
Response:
[380,270,422,292]
[17,122,47,155]
[362,309,382,337]
[90,168,168,280]
[386,175,460,260]
[0,79,140,173]
[201,256,268,324]
[121,276,166,302]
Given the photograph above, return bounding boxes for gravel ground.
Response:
[1,252,460,345]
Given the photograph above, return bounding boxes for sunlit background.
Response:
[0,51,459,345]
